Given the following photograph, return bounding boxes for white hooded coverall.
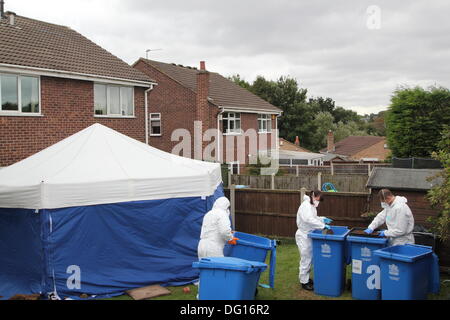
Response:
[295,195,326,284]
[368,196,415,246]
[197,197,234,259]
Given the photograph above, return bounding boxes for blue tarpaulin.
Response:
[0,185,224,300]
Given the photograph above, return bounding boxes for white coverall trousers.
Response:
[197,239,225,259]
[296,229,313,284]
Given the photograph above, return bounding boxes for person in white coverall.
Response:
[197,196,238,259]
[196,197,238,299]
[364,189,415,246]
[295,190,332,291]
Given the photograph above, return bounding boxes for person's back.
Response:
[198,197,233,258]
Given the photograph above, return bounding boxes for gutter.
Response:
[0,63,157,88]
[220,106,282,115]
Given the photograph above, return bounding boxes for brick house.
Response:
[320,130,390,162]
[0,12,156,167]
[133,59,282,171]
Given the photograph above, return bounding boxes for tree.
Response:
[310,112,336,149]
[230,74,370,151]
[386,86,450,158]
[426,125,450,241]
[228,74,251,91]
[366,111,387,136]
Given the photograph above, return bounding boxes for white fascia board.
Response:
[220,106,282,115]
[0,63,157,88]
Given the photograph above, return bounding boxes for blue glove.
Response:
[324,224,331,230]
[378,230,386,237]
[364,228,373,234]
[323,218,333,224]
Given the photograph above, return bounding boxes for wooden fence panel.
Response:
[224,187,449,269]
[231,174,368,193]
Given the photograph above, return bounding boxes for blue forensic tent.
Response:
[0,124,223,299]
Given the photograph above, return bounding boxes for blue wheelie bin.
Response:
[308,226,350,297]
[347,228,388,300]
[224,232,277,288]
[374,244,440,300]
[192,257,267,300]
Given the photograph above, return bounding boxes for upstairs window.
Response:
[222,112,241,134]
[258,114,272,133]
[94,84,134,116]
[150,113,162,136]
[0,74,39,114]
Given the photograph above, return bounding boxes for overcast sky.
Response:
[8,0,450,115]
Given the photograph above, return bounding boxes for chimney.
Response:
[8,11,15,26]
[295,136,300,146]
[196,60,210,139]
[327,130,335,153]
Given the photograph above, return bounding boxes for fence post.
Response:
[230,184,236,230]
[271,173,275,190]
[300,187,306,202]
[228,168,232,187]
[368,164,371,176]
[317,172,322,190]
[296,165,299,177]
[331,162,334,175]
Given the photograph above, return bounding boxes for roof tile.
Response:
[139,59,281,112]
[0,13,154,84]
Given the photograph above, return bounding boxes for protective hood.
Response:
[393,196,408,205]
[212,197,230,211]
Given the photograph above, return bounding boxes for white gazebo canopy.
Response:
[0,124,222,209]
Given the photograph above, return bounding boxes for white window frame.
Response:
[0,73,41,116]
[94,83,135,118]
[149,112,162,136]
[222,112,242,135]
[258,114,272,133]
[229,161,240,175]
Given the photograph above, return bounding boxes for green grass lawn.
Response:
[107,237,450,300]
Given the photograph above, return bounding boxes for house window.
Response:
[229,161,240,174]
[94,84,134,116]
[222,112,241,134]
[0,73,39,113]
[150,113,161,136]
[258,114,272,133]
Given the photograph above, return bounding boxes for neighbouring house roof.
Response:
[136,58,282,113]
[279,138,311,152]
[0,13,155,85]
[259,149,324,160]
[278,150,325,160]
[367,167,443,191]
[320,136,386,156]
[321,153,349,162]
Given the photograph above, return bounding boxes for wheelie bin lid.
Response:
[347,228,388,245]
[233,232,275,250]
[192,257,268,273]
[373,244,433,263]
[308,226,350,241]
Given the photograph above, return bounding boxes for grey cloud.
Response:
[9,0,450,114]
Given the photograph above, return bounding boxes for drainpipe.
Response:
[145,84,155,145]
[0,1,4,19]
[217,107,225,163]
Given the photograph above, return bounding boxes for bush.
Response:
[426,125,450,241]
